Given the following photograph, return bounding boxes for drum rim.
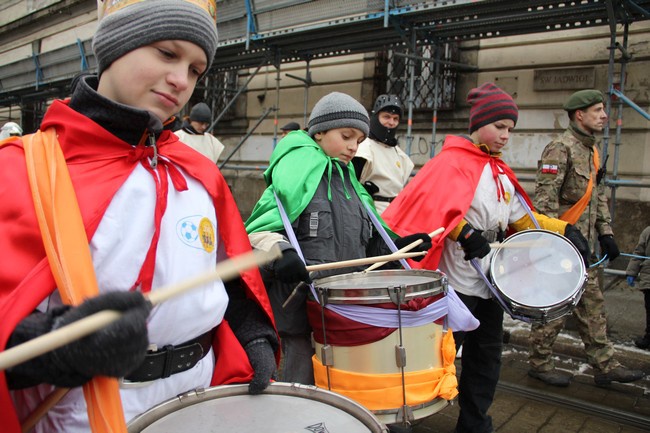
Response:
[127,383,387,432]
[313,269,444,285]
[489,229,587,309]
[312,269,446,305]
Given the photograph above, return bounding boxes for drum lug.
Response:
[396,405,415,425]
[388,285,407,305]
[320,344,334,367]
[316,286,330,306]
[395,345,407,368]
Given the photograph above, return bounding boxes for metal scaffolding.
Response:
[0,1,648,212]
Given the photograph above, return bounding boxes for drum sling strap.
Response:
[559,146,599,225]
[22,128,128,433]
[272,191,474,330]
[272,192,461,408]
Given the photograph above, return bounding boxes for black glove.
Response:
[564,224,591,267]
[599,234,620,261]
[395,233,433,261]
[363,181,379,196]
[7,291,151,389]
[272,249,310,283]
[244,338,276,394]
[457,224,490,260]
[225,298,279,395]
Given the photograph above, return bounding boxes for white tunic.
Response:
[12,163,229,432]
[355,137,414,214]
[175,130,225,164]
[438,163,527,299]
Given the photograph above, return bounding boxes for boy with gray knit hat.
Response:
[245,91,432,385]
[0,1,278,432]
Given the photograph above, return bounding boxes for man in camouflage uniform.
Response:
[527,89,645,387]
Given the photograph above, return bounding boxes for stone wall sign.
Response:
[533,67,595,90]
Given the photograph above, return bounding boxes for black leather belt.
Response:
[124,331,213,383]
[373,195,395,203]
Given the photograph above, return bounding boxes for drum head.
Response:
[490,230,586,308]
[313,269,444,304]
[128,383,387,433]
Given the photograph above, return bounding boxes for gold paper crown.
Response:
[97,0,217,22]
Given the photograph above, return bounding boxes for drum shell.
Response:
[489,229,587,323]
[310,269,449,425]
[127,383,388,433]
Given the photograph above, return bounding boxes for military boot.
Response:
[528,368,572,387]
[634,334,650,350]
[594,366,645,385]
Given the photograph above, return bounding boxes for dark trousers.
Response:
[453,293,504,433]
[641,289,650,338]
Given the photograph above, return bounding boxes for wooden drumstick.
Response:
[21,387,70,433]
[363,227,445,273]
[304,251,427,273]
[281,250,427,310]
[0,245,282,372]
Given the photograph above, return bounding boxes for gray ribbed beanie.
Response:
[190,102,212,123]
[307,92,369,137]
[92,0,218,76]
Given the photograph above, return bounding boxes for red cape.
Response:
[382,135,533,270]
[0,100,276,431]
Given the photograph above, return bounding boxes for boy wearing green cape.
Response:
[245,92,432,384]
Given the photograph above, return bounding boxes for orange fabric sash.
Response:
[312,329,458,410]
[23,129,127,433]
[560,146,599,224]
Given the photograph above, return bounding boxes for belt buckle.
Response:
[119,377,155,389]
[119,343,159,389]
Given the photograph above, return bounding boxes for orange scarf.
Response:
[23,128,127,433]
[560,146,599,224]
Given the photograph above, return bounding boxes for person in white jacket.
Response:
[352,94,414,213]
[175,102,225,163]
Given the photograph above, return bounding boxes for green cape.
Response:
[245,130,394,237]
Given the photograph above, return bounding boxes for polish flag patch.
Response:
[541,164,558,174]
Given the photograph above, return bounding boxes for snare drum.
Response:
[127,383,388,432]
[310,269,453,426]
[490,229,587,324]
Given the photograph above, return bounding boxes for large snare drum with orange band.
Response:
[308,269,457,427]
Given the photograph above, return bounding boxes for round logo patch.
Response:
[177,216,216,253]
[198,217,216,253]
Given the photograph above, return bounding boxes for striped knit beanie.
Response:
[308,92,369,137]
[467,83,519,133]
[92,0,218,76]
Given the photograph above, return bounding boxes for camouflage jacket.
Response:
[534,122,613,247]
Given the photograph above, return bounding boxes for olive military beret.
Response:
[563,89,604,111]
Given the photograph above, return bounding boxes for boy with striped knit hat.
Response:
[383,82,590,433]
